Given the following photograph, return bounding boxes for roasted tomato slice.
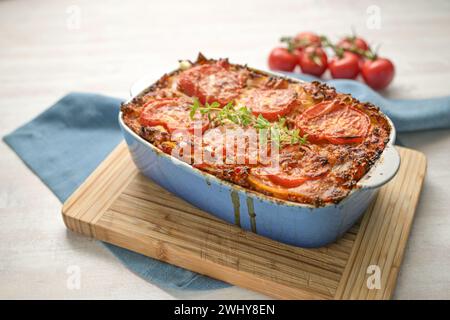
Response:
[139,98,209,133]
[236,88,298,121]
[178,61,248,106]
[296,101,370,144]
[249,145,330,189]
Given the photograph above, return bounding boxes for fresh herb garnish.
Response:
[189,99,308,146]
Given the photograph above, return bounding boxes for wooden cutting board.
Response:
[62,142,426,300]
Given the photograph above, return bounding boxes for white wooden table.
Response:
[1,0,449,299]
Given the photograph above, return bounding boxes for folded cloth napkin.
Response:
[3,75,450,291]
[283,72,450,132]
[3,92,229,291]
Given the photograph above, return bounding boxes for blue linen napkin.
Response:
[3,92,229,291]
[3,76,450,291]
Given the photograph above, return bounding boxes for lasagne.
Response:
[121,54,391,206]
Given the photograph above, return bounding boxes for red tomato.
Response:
[358,58,365,71]
[294,32,322,48]
[337,36,369,53]
[178,61,248,106]
[361,58,395,90]
[296,101,370,144]
[329,52,360,79]
[293,47,303,57]
[268,47,298,72]
[139,98,209,133]
[250,145,330,188]
[236,88,297,121]
[298,47,328,77]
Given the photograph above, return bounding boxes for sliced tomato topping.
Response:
[178,61,248,106]
[139,98,209,133]
[249,145,330,188]
[247,175,291,199]
[296,101,370,144]
[267,172,309,188]
[236,88,297,121]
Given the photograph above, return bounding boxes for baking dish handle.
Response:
[357,146,401,189]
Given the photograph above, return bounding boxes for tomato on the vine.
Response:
[294,32,322,49]
[329,52,360,79]
[268,47,298,72]
[361,58,395,90]
[298,47,328,77]
[337,36,369,53]
[271,31,394,90]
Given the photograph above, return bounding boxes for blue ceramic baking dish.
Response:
[119,71,400,248]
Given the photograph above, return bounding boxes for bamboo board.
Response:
[62,142,426,299]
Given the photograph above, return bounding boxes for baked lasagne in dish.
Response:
[121,54,391,206]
